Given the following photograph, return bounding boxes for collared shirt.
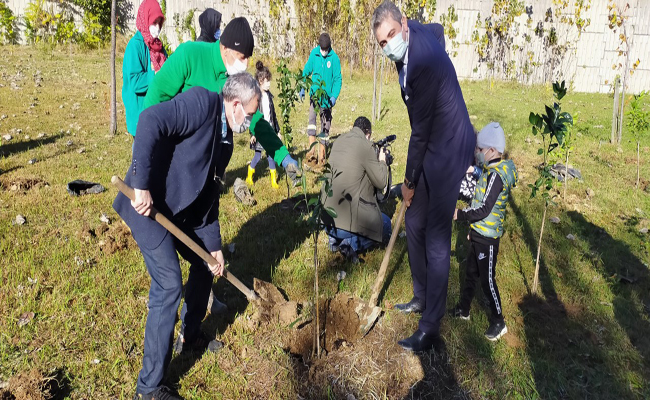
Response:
[399,38,410,91]
[220,98,230,144]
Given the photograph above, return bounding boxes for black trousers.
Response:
[459,237,503,321]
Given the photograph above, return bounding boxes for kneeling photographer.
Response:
[321,116,392,263]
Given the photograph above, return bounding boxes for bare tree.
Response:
[109,0,117,135]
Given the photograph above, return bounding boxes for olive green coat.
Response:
[322,127,388,242]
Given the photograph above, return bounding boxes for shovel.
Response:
[111,176,259,302]
[359,201,407,336]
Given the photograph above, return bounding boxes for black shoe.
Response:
[394,297,424,314]
[339,244,359,264]
[133,385,183,400]
[174,331,223,355]
[485,318,507,341]
[449,304,470,321]
[398,329,440,352]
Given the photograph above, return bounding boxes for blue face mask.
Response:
[214,29,221,40]
[475,151,486,168]
[383,31,408,62]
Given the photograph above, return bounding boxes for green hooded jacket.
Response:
[142,40,289,165]
[122,31,158,136]
[302,46,342,109]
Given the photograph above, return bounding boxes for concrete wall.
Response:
[5,0,650,93]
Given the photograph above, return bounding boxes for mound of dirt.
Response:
[323,294,365,352]
[100,224,135,255]
[0,177,48,192]
[2,369,49,400]
[251,278,300,326]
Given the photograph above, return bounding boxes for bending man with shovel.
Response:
[113,73,260,400]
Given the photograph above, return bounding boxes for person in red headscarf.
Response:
[122,0,168,137]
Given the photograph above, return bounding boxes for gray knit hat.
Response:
[477,122,506,153]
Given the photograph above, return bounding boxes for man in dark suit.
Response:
[372,0,476,352]
[113,73,261,400]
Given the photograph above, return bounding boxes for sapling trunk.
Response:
[533,204,547,294]
[377,57,384,121]
[618,34,630,143]
[109,0,117,136]
[372,49,377,122]
[612,78,620,144]
[564,151,569,200]
[636,141,641,190]
[313,231,320,357]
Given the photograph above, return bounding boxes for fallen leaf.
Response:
[17,312,35,327]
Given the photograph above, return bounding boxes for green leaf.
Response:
[325,207,338,218]
[307,197,318,206]
[537,148,544,155]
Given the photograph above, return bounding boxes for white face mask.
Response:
[383,26,408,62]
[230,103,252,133]
[225,53,248,75]
[320,49,329,57]
[261,81,271,92]
[149,24,160,39]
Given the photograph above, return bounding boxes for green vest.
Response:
[470,159,518,239]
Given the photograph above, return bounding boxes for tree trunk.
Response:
[372,48,377,122]
[109,0,117,136]
[532,204,547,294]
[611,77,620,144]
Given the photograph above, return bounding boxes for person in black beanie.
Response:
[196,8,222,43]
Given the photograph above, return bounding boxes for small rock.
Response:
[0,114,6,120]
[636,208,644,215]
[525,137,532,144]
[37,133,45,139]
[77,147,85,154]
[566,234,576,241]
[66,140,73,146]
[2,134,12,141]
[28,158,37,165]
[92,359,100,364]
[14,215,26,225]
[74,256,84,266]
[17,312,35,327]
[586,188,595,197]
[550,217,561,224]
[10,184,18,191]
[59,104,64,109]
[27,277,37,285]
[228,243,236,253]
[399,231,407,238]
[24,135,30,140]
[99,213,111,224]
[640,228,648,234]
[72,103,80,110]
[470,115,478,120]
[337,271,347,281]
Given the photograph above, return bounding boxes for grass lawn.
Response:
[1,44,649,399]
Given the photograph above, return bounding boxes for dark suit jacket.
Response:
[113,86,225,251]
[399,21,476,196]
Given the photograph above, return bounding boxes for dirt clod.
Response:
[324,294,365,352]
[100,224,135,254]
[1,177,47,192]
[4,369,49,400]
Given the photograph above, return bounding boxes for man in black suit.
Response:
[113,73,260,400]
[371,0,476,352]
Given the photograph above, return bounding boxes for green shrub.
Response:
[0,0,18,44]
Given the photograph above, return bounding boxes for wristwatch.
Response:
[404,178,415,190]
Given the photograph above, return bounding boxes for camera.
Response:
[373,135,396,202]
[374,134,396,166]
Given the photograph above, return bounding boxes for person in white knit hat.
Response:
[451,121,518,342]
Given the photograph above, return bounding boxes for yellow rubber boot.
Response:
[246,165,255,186]
[270,169,280,189]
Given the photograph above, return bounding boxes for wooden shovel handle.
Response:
[368,201,407,307]
[111,176,258,301]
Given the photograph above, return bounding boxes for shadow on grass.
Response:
[400,340,473,400]
[0,133,64,158]
[510,194,641,398]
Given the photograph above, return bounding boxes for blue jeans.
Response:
[327,212,392,253]
[136,230,214,394]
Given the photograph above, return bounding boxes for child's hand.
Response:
[466,165,475,174]
[250,136,257,145]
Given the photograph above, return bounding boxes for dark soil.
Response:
[0,177,48,192]
[3,369,49,400]
[99,224,135,255]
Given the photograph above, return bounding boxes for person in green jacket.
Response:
[122,0,167,137]
[300,33,342,167]
[143,17,299,178]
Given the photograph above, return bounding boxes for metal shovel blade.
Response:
[358,304,382,337]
